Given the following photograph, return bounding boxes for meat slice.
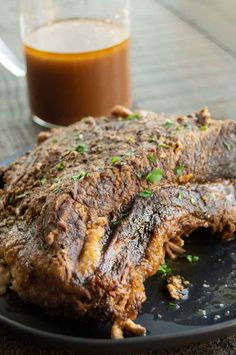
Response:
[90,181,236,332]
[0,107,236,337]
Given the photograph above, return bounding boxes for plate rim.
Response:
[0,311,236,351]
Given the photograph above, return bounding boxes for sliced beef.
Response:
[0,107,236,337]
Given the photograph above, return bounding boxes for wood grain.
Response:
[0,0,236,353]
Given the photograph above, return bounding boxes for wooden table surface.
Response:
[1,0,236,353]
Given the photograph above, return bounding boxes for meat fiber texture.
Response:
[0,106,236,338]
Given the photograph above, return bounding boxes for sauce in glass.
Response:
[24,19,131,126]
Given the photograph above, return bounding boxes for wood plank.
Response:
[158,0,236,56]
[132,0,236,118]
[0,2,35,161]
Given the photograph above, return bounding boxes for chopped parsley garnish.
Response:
[53,186,61,194]
[190,197,196,205]
[175,125,182,132]
[200,125,208,131]
[124,151,134,157]
[223,141,231,151]
[159,142,169,149]
[136,172,144,180]
[186,254,199,263]
[139,189,153,198]
[75,132,83,141]
[75,143,88,153]
[56,161,65,171]
[126,112,141,121]
[52,138,58,144]
[184,122,192,129]
[127,135,134,143]
[149,137,157,143]
[111,219,122,226]
[146,168,163,184]
[101,116,109,122]
[8,196,14,205]
[111,156,121,165]
[157,263,172,277]
[168,302,178,309]
[163,120,173,130]
[148,154,157,163]
[41,175,47,185]
[178,192,183,200]
[71,171,87,181]
[175,165,185,177]
[111,212,129,226]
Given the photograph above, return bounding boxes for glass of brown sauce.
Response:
[4,0,131,127]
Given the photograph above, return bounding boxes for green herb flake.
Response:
[168,302,178,309]
[111,219,122,226]
[149,137,157,143]
[159,142,169,149]
[41,175,47,185]
[200,125,208,131]
[56,161,65,171]
[111,156,121,165]
[53,186,61,194]
[157,263,172,277]
[190,198,196,205]
[186,254,199,263]
[136,172,144,180]
[52,138,58,144]
[184,122,192,129]
[71,171,87,182]
[127,135,134,143]
[101,116,109,122]
[223,141,231,151]
[175,125,182,132]
[126,112,141,121]
[146,168,163,184]
[124,151,134,157]
[38,245,43,251]
[163,120,173,130]
[8,196,14,205]
[139,189,153,198]
[148,154,157,163]
[75,132,83,141]
[111,212,129,226]
[178,192,183,200]
[175,165,185,177]
[75,143,88,153]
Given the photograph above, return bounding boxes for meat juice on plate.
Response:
[24,19,131,126]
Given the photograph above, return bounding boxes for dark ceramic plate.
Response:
[1,150,236,354]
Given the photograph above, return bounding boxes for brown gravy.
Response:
[24,19,131,125]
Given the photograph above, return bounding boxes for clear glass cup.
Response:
[0,0,131,127]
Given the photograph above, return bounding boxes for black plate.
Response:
[1,150,236,353]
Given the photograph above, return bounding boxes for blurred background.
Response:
[1,0,236,160]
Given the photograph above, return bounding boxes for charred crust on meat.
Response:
[0,108,236,338]
[111,105,134,118]
[196,107,211,126]
[37,131,52,144]
[166,275,190,300]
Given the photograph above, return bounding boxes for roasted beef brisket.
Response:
[0,107,236,338]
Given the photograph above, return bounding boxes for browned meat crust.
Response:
[0,107,236,337]
[166,275,190,300]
